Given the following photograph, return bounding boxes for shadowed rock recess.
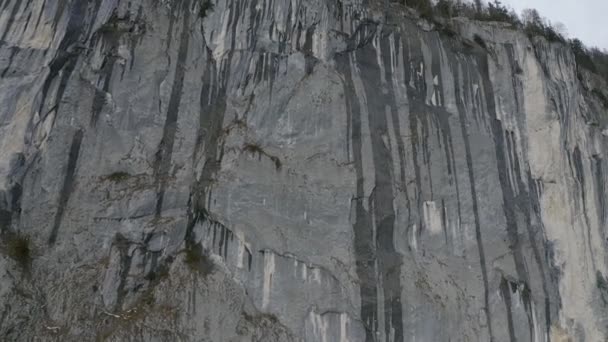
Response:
[0,0,607,341]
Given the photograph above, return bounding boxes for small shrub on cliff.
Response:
[243,143,265,156]
[199,0,214,18]
[522,8,565,43]
[477,1,519,25]
[589,48,608,80]
[2,232,32,269]
[104,171,131,183]
[433,0,454,18]
[183,244,214,277]
[243,143,282,171]
[570,39,608,82]
[268,155,282,171]
[406,0,435,20]
[473,34,487,49]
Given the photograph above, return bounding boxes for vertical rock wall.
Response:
[0,0,607,341]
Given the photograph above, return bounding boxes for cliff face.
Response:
[0,0,607,341]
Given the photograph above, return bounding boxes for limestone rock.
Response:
[0,0,607,341]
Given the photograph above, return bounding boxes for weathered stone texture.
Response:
[0,0,607,341]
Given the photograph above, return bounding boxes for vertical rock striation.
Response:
[0,0,606,341]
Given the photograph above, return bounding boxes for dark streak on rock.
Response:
[90,57,115,127]
[453,58,494,341]
[405,35,428,239]
[113,233,135,310]
[385,33,412,232]
[475,43,533,310]
[48,129,84,245]
[218,221,225,256]
[337,53,377,341]
[0,0,24,44]
[369,32,403,341]
[572,146,597,270]
[477,47,559,341]
[89,11,135,126]
[33,0,47,33]
[528,172,560,341]
[153,0,191,217]
[185,0,245,269]
[505,47,561,339]
[497,126,531,283]
[441,198,449,246]
[500,277,517,342]
[592,155,606,232]
[31,0,103,145]
[0,155,24,232]
[0,46,19,78]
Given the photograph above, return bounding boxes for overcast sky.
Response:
[499,0,608,49]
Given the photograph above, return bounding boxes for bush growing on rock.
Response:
[480,0,519,24]
[104,171,131,182]
[521,8,565,43]
[570,39,608,81]
[243,143,282,171]
[184,244,214,277]
[2,232,32,269]
[406,0,434,20]
[198,0,214,18]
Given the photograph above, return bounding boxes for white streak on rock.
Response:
[262,252,275,310]
[423,201,442,235]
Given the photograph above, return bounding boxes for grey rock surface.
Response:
[0,0,607,341]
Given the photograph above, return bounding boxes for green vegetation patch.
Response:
[243,143,282,171]
[1,231,32,269]
[103,171,131,183]
[199,0,215,18]
[404,1,607,80]
[184,244,215,277]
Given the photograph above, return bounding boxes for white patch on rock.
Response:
[311,268,322,284]
[236,230,246,269]
[423,201,443,235]
[340,313,349,342]
[410,224,419,252]
[262,252,275,310]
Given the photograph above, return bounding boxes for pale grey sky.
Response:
[500,0,608,49]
